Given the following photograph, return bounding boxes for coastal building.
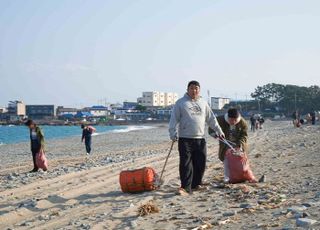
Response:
[137,92,178,107]
[110,103,123,110]
[26,105,56,119]
[56,106,78,120]
[56,106,78,116]
[84,106,110,117]
[75,111,93,119]
[125,111,151,121]
[156,108,173,120]
[164,92,178,106]
[211,97,230,110]
[123,102,138,110]
[0,107,7,114]
[113,109,130,116]
[8,100,26,116]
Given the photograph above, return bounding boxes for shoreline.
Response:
[0,124,169,169]
[0,123,161,146]
[0,119,169,126]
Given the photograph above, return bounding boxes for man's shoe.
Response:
[175,188,190,196]
[192,185,208,191]
[29,169,39,173]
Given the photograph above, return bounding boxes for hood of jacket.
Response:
[224,113,241,125]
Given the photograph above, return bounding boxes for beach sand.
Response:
[0,121,319,229]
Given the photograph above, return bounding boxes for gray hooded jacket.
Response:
[169,93,224,139]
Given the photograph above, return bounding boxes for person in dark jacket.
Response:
[310,110,316,125]
[209,108,248,162]
[25,120,45,172]
[250,114,256,132]
[81,124,96,155]
[209,108,260,183]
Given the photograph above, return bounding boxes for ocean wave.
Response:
[112,125,155,133]
[95,126,155,136]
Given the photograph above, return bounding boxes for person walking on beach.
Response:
[25,120,45,173]
[310,110,316,125]
[258,116,265,129]
[169,80,225,195]
[81,124,96,155]
[250,114,256,132]
[292,111,300,127]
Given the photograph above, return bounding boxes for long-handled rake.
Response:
[155,141,175,188]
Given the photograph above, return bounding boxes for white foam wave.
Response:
[94,126,155,136]
[112,126,155,133]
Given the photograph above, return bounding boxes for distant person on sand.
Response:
[25,120,45,173]
[292,111,300,127]
[250,114,256,132]
[258,116,265,129]
[81,124,96,155]
[209,108,258,183]
[310,110,316,125]
[306,113,312,124]
[169,80,225,195]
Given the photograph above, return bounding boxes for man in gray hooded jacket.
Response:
[169,80,225,195]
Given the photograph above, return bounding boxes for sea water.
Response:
[0,125,153,145]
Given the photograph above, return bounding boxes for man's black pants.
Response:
[178,138,207,192]
[85,138,92,154]
[31,142,40,171]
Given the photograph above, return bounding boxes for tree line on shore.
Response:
[228,83,320,116]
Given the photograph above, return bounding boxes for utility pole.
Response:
[294,92,297,111]
[245,94,248,112]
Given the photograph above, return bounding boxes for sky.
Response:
[0,0,320,107]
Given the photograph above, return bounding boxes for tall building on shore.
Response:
[8,100,26,116]
[211,97,230,110]
[137,92,178,107]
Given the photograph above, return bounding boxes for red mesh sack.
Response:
[224,149,256,183]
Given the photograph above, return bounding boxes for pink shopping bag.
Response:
[36,150,48,171]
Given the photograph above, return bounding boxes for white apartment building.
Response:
[211,97,230,110]
[137,92,178,107]
[8,100,26,116]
